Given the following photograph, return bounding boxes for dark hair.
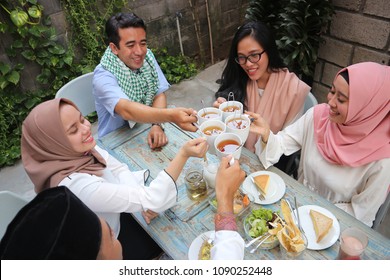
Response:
[216,21,286,107]
[339,70,349,84]
[105,12,146,48]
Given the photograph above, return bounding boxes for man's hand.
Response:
[215,156,246,212]
[170,108,198,132]
[148,125,168,149]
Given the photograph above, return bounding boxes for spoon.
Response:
[250,234,272,253]
[201,99,207,115]
[228,143,244,165]
[245,232,270,248]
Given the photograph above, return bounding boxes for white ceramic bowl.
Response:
[199,119,226,155]
[214,132,243,160]
[219,101,243,121]
[197,107,223,125]
[225,114,250,144]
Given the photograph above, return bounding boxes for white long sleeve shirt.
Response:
[59,145,177,237]
[256,108,390,227]
[211,231,245,260]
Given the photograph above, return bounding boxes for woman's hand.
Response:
[181,137,209,158]
[213,97,227,108]
[142,209,159,224]
[245,111,271,143]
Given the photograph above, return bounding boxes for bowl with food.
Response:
[208,189,253,216]
[243,207,282,250]
[214,132,243,160]
[219,101,243,122]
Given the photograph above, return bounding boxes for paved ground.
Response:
[0,60,389,239]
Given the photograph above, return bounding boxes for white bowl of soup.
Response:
[225,114,250,144]
[197,107,222,125]
[199,120,226,155]
[219,101,243,122]
[214,132,243,160]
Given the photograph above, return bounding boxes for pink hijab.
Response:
[21,98,106,193]
[245,69,310,151]
[314,62,390,167]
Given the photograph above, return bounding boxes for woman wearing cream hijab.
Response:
[21,98,208,259]
[247,62,390,226]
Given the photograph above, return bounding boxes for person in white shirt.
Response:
[246,62,390,227]
[21,98,208,259]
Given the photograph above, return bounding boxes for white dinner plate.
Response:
[297,205,340,250]
[188,230,215,260]
[242,171,286,205]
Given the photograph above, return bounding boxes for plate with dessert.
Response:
[296,205,340,250]
[242,171,286,205]
[188,230,215,260]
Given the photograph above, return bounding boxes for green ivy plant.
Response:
[60,0,127,73]
[0,0,75,166]
[0,0,200,167]
[246,0,334,82]
[153,48,198,84]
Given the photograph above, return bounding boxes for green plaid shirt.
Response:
[100,47,158,106]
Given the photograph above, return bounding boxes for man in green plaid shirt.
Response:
[93,13,198,149]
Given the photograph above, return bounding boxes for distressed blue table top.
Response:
[98,122,390,260]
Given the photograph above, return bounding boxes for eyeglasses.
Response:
[235,50,266,65]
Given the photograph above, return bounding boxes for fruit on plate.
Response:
[310,209,333,242]
[253,174,270,195]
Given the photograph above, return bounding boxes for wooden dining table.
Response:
[98,122,390,260]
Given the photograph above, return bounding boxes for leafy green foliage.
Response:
[0,0,201,167]
[246,0,334,78]
[152,48,198,84]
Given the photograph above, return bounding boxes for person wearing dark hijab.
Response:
[0,186,122,260]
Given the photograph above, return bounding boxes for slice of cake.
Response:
[253,174,270,195]
[310,209,333,243]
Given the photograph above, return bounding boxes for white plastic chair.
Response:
[304,92,318,113]
[55,72,95,116]
[0,191,29,239]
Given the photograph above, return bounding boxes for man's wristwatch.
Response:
[151,123,165,131]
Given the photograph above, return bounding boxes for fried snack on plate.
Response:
[277,199,306,253]
[198,240,213,260]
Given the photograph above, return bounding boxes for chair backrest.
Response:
[55,72,95,116]
[304,92,318,113]
[372,190,390,230]
[0,191,29,239]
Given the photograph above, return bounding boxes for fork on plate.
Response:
[249,176,266,201]
[201,234,213,245]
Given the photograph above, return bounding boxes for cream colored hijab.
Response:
[21,98,106,193]
[245,69,310,151]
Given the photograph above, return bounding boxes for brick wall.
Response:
[312,0,390,103]
[0,0,249,91]
[124,0,249,62]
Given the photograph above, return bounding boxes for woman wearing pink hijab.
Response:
[246,62,390,226]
